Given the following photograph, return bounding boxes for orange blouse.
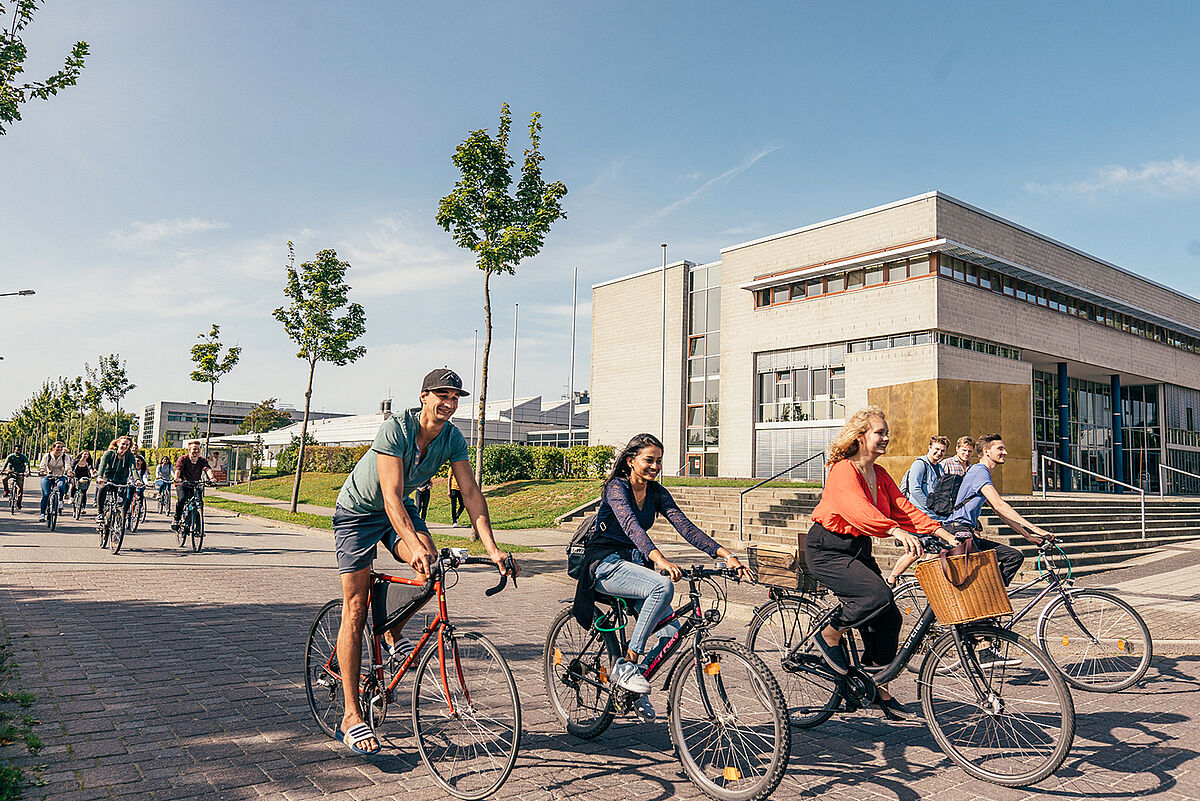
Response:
[811,459,941,538]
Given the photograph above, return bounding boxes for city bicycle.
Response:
[747,541,1075,787]
[893,538,1152,692]
[305,549,521,800]
[174,481,211,551]
[98,482,135,555]
[4,472,28,514]
[157,481,171,515]
[42,473,67,531]
[72,476,90,520]
[128,486,148,533]
[544,565,790,801]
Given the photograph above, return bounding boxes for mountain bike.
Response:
[305,549,521,800]
[747,541,1075,788]
[893,538,1152,692]
[544,565,790,801]
[42,474,67,531]
[175,481,211,551]
[98,482,134,554]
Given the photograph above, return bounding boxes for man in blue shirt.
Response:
[331,368,519,756]
[902,436,949,520]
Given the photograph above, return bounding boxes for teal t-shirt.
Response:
[336,409,469,515]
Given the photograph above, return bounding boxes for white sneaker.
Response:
[38,516,45,522]
[632,693,655,722]
[611,659,651,694]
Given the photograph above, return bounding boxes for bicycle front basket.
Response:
[914,549,1012,625]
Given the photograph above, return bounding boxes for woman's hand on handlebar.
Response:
[653,554,683,581]
[892,529,925,558]
[723,554,747,579]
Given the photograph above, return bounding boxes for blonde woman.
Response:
[805,407,956,720]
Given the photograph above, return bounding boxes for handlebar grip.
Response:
[483,555,518,596]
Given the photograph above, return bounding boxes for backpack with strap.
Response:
[901,457,930,498]
[926,473,967,518]
[566,511,600,579]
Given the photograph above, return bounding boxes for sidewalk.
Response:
[210,487,1200,654]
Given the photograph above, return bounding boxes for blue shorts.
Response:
[333,502,429,574]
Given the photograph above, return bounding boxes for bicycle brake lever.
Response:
[484,555,517,596]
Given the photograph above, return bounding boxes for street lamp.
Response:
[0,290,35,297]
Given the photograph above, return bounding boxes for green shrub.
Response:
[564,445,590,477]
[586,445,615,477]
[300,444,370,473]
[530,446,565,479]
[276,433,317,474]
[480,444,534,483]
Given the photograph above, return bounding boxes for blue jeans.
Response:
[40,476,68,515]
[593,553,674,657]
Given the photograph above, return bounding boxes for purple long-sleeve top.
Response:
[592,478,721,559]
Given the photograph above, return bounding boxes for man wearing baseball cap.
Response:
[330,367,519,756]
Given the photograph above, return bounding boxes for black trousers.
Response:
[804,522,902,667]
[449,489,464,523]
[415,488,431,519]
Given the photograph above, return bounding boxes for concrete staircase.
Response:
[567,486,1200,579]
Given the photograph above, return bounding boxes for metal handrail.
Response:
[1159,463,1200,497]
[1040,454,1145,540]
[738,451,825,543]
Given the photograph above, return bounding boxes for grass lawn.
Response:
[224,473,346,507]
[206,497,542,554]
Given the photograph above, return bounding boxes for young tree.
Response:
[98,353,135,442]
[234,397,292,435]
[82,365,102,450]
[273,244,366,513]
[436,104,567,499]
[1,0,89,135]
[189,323,241,457]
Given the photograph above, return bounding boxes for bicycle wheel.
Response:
[190,507,204,552]
[745,597,840,728]
[47,492,58,531]
[109,507,126,554]
[542,606,616,739]
[919,625,1075,787]
[667,639,790,801]
[1036,589,1152,692]
[412,630,520,800]
[893,578,945,673]
[304,599,376,739]
[74,489,84,519]
[130,497,143,532]
[98,504,110,549]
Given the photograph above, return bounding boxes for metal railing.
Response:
[1159,463,1200,497]
[738,452,824,543]
[1040,454,1145,539]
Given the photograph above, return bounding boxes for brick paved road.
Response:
[0,500,1198,801]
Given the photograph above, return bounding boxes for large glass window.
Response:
[686,265,720,475]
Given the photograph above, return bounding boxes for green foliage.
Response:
[275,432,318,474]
[0,0,89,135]
[298,444,370,473]
[273,245,367,369]
[234,398,292,435]
[480,444,533,484]
[563,444,613,478]
[529,446,565,479]
[189,323,241,452]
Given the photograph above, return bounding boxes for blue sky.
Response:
[3,1,1199,419]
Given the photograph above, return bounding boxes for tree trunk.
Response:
[114,401,120,443]
[92,409,99,451]
[205,383,215,458]
[473,269,493,542]
[290,361,316,514]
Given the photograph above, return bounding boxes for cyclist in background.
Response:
[2,444,31,509]
[96,436,139,525]
[38,441,71,523]
[154,456,173,502]
[129,454,151,522]
[172,440,216,531]
[70,450,94,509]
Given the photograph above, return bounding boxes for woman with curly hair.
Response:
[805,407,957,719]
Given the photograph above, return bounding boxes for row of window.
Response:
[753,255,933,308]
[757,367,847,423]
[936,332,1023,361]
[938,254,1200,355]
[165,412,245,425]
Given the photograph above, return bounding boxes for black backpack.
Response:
[566,512,600,579]
[926,473,967,518]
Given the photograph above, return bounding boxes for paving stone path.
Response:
[0,494,1198,800]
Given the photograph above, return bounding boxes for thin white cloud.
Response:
[336,214,476,299]
[646,145,783,224]
[108,217,230,250]
[1027,158,1200,197]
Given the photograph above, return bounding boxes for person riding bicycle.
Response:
[37,441,71,523]
[69,450,94,508]
[3,444,31,509]
[331,368,518,757]
[571,432,746,721]
[96,436,139,524]
[805,407,957,720]
[129,454,151,522]
[154,456,172,501]
[172,440,216,531]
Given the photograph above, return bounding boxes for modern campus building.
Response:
[137,400,349,449]
[590,192,1200,494]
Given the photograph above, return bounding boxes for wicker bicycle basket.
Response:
[913,549,1013,625]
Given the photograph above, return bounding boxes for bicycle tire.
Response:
[412,630,520,800]
[304,599,376,739]
[99,503,111,549]
[109,507,125,554]
[1036,589,1152,692]
[919,625,1075,787]
[74,489,84,519]
[667,639,790,801]
[542,606,617,739]
[190,506,204,552]
[130,496,143,533]
[745,597,840,728]
[47,491,58,531]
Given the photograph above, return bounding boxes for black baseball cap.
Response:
[421,368,469,397]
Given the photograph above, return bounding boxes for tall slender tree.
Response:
[273,244,366,513]
[98,353,135,443]
[436,104,567,503]
[189,323,242,457]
